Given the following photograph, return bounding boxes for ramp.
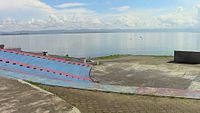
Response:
[0,49,92,83]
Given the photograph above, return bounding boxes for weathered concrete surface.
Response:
[39,85,200,113]
[92,56,200,89]
[1,63,200,99]
[0,76,80,113]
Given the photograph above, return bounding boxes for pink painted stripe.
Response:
[0,66,72,82]
[0,49,91,67]
[0,58,92,81]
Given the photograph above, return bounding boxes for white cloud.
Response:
[57,8,94,14]
[113,6,130,12]
[56,3,85,8]
[176,6,184,13]
[0,0,99,31]
[103,6,199,29]
[156,7,198,27]
[195,4,200,26]
[109,14,139,27]
[0,0,53,13]
[0,0,54,20]
[196,4,200,16]
[0,1,200,31]
[196,4,200,8]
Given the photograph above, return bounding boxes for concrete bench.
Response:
[174,51,200,64]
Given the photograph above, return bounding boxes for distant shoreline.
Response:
[0,29,200,36]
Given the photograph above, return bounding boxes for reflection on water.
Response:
[0,32,200,57]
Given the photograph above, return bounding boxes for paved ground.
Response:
[38,85,200,113]
[91,56,200,89]
[2,55,200,113]
[0,76,80,113]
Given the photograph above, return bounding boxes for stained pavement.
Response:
[39,85,200,113]
[0,76,80,113]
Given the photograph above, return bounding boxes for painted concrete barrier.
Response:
[0,49,92,81]
[0,49,91,67]
[174,51,200,64]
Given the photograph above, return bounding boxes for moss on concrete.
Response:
[94,54,131,60]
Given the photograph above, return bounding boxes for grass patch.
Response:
[150,55,173,58]
[26,80,43,86]
[64,55,74,60]
[94,54,172,60]
[94,54,130,60]
[26,81,59,91]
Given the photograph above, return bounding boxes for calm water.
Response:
[0,32,200,57]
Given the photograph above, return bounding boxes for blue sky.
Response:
[39,0,170,15]
[42,0,198,12]
[44,0,179,9]
[0,0,200,31]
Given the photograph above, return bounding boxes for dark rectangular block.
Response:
[0,44,4,49]
[174,51,200,64]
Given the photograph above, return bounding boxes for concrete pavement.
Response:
[0,76,80,113]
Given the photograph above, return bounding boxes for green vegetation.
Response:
[150,55,172,58]
[94,54,172,60]
[26,80,43,86]
[94,54,130,60]
[27,81,57,91]
[49,54,74,60]
[64,54,74,60]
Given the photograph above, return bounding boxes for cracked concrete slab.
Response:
[0,76,81,113]
[92,56,200,89]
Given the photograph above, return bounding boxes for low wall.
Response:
[174,51,200,64]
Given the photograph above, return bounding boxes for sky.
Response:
[0,0,200,31]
